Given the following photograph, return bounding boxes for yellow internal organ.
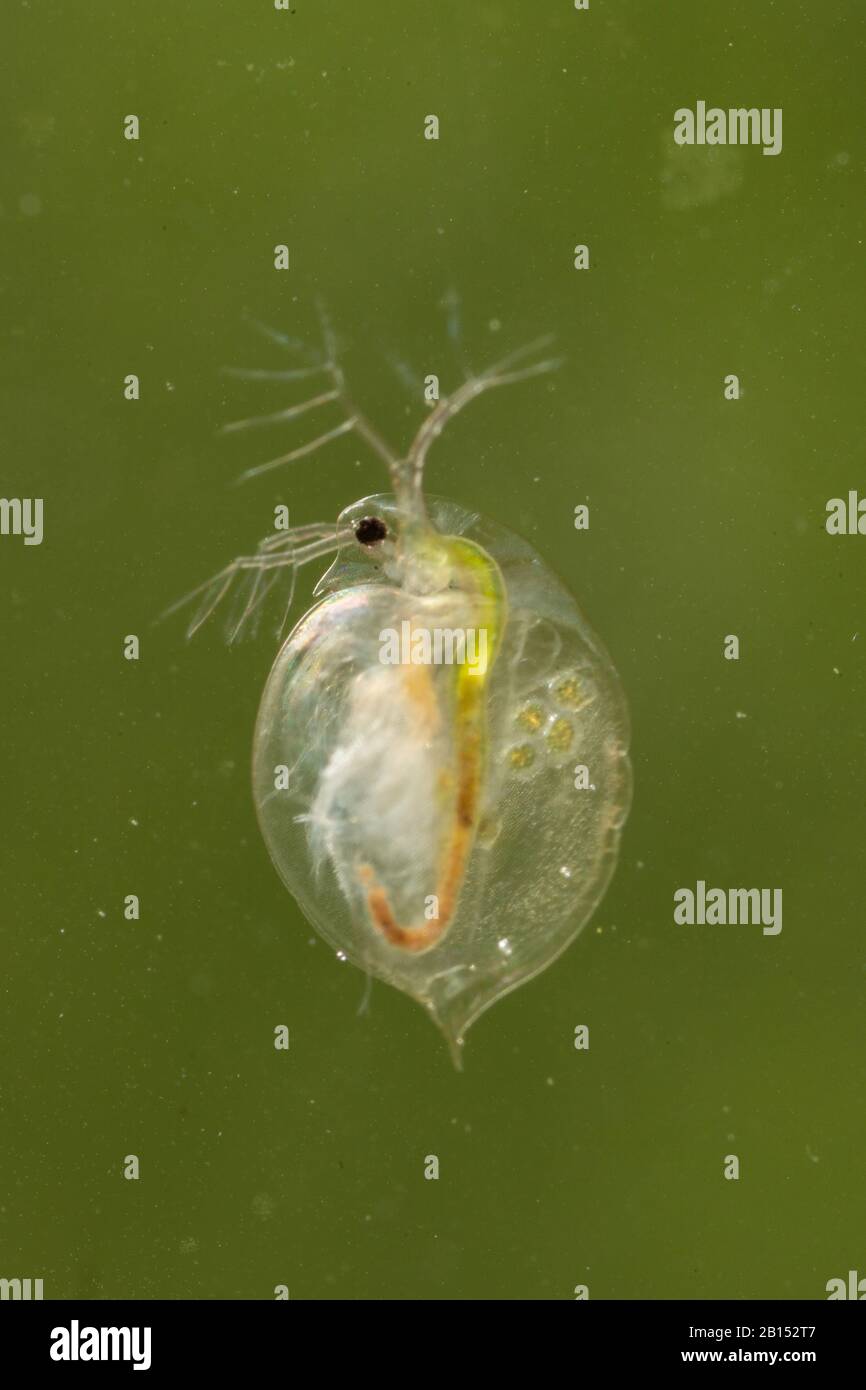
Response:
[360,536,505,953]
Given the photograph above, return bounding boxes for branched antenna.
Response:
[404,335,562,510]
[219,305,559,520]
[161,522,351,643]
[220,303,404,491]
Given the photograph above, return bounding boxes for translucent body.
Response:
[253,494,632,1058]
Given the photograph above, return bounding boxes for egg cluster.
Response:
[504,668,595,779]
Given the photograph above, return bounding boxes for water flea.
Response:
[171,302,631,1062]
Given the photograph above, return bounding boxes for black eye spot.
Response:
[354,516,388,546]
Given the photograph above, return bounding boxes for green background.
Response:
[2,0,864,1300]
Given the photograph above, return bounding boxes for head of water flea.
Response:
[169,309,562,642]
[339,496,482,600]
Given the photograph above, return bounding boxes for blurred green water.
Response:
[1,0,864,1299]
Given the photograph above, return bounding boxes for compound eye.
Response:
[354,516,388,546]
